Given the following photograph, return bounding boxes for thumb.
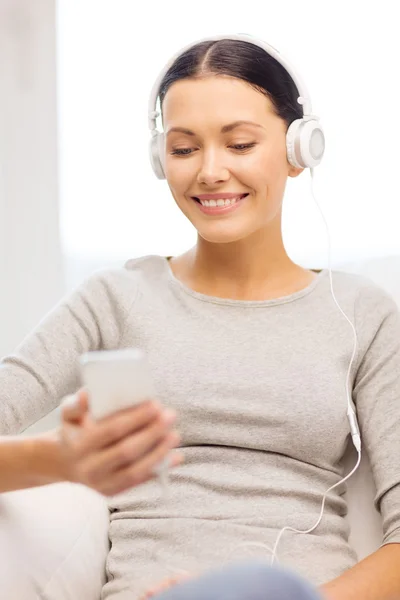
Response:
[61,390,89,424]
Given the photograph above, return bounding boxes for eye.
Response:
[170,148,195,156]
[170,142,257,156]
[230,143,257,151]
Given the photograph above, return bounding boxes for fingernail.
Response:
[61,394,78,408]
[174,451,185,465]
[163,409,176,424]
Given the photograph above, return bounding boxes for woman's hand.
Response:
[139,572,195,599]
[58,389,183,496]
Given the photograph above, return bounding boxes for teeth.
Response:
[200,195,243,207]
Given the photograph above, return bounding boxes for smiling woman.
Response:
[154,38,318,297]
[3,24,400,600]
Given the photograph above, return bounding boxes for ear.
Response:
[288,166,305,178]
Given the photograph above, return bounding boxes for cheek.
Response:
[236,154,272,188]
[239,142,284,177]
[253,146,288,184]
[165,161,193,191]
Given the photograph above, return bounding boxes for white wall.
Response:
[57,1,400,272]
[0,0,65,358]
[1,0,400,354]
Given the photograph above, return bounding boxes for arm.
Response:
[320,543,400,600]
[0,267,136,435]
[0,268,137,492]
[321,283,400,599]
[0,431,67,493]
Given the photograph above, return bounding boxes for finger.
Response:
[99,437,183,496]
[143,585,162,599]
[144,573,191,599]
[79,401,168,454]
[61,390,89,424]
[168,451,185,469]
[140,588,162,600]
[139,577,174,600]
[149,580,171,596]
[80,413,178,480]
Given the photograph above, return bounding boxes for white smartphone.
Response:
[79,348,157,420]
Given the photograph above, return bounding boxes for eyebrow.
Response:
[165,120,264,136]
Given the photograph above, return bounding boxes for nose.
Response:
[196,148,229,186]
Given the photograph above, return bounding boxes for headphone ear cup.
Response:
[149,133,166,180]
[286,119,303,168]
[286,118,325,169]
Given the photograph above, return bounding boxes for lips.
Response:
[192,193,248,203]
[192,193,249,216]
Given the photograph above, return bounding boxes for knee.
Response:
[221,561,321,600]
[156,560,321,600]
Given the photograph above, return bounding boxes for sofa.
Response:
[2,254,399,599]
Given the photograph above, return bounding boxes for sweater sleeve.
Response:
[0,268,137,435]
[353,281,400,546]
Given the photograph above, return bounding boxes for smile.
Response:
[191,194,249,215]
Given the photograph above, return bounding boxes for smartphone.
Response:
[79,348,156,420]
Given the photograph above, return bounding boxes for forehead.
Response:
[162,76,276,128]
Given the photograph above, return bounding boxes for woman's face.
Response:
[162,75,303,244]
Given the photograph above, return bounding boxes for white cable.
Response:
[269,167,362,564]
[308,168,361,453]
[153,456,171,500]
[223,540,279,564]
[270,448,361,565]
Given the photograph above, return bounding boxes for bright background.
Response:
[1,0,399,355]
[57,0,400,274]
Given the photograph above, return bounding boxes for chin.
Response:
[197,225,254,245]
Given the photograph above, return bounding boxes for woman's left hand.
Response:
[139,572,195,599]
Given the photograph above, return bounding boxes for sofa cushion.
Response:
[0,482,109,599]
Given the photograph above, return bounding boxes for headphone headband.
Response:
[148,33,318,132]
[147,33,325,176]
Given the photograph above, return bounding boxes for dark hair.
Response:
[158,40,303,130]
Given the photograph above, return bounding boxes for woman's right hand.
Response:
[57,389,183,496]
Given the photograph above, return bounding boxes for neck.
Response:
[170,227,312,301]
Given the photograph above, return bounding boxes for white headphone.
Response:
[148,32,326,180]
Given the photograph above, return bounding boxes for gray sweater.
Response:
[1,254,400,599]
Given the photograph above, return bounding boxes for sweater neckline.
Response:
[162,256,328,308]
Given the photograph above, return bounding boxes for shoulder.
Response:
[329,270,400,353]
[344,270,398,318]
[78,254,165,288]
[123,254,167,277]
[325,268,399,313]
[73,254,167,304]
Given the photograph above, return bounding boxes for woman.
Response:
[1,34,400,600]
